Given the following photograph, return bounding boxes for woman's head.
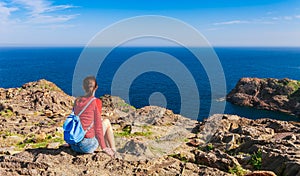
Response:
[82,76,98,96]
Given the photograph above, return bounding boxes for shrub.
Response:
[228,165,246,176]
[249,149,262,170]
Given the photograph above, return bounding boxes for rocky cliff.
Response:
[227,77,300,116]
[0,80,300,175]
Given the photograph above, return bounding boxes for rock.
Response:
[1,80,300,175]
[5,135,23,144]
[245,171,277,176]
[0,79,74,152]
[0,146,16,155]
[197,114,300,176]
[44,110,53,117]
[194,149,240,172]
[227,77,300,116]
[46,142,61,149]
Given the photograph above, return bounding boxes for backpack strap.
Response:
[76,97,96,134]
[85,121,94,133]
[77,97,96,116]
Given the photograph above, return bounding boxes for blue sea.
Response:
[0,47,300,121]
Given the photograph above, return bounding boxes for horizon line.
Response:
[1,45,300,48]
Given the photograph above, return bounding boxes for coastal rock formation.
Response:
[227,77,300,116]
[0,80,74,154]
[197,114,300,176]
[1,80,300,175]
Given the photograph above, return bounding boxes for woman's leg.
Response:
[102,119,116,152]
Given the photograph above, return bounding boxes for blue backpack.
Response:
[63,97,96,144]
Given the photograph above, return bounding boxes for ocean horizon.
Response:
[0,46,300,121]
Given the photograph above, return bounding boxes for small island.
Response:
[0,79,299,175]
[227,77,300,117]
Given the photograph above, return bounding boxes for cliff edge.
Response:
[0,80,300,175]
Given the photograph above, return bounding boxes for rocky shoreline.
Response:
[0,79,300,175]
[227,77,300,117]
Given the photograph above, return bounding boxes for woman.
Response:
[70,76,115,157]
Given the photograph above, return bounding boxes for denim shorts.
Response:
[70,137,99,153]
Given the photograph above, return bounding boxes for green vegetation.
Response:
[122,109,130,113]
[38,83,60,91]
[16,132,64,150]
[228,165,247,176]
[199,143,214,151]
[33,111,40,116]
[118,101,130,107]
[114,125,153,138]
[287,81,300,92]
[0,109,14,118]
[249,149,262,170]
[47,120,57,126]
[114,130,153,138]
[117,101,135,112]
[169,153,189,163]
[132,131,153,137]
[183,138,189,143]
[206,143,214,151]
[0,131,17,137]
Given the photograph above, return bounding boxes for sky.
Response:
[0,0,300,46]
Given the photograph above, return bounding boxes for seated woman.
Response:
[69,76,115,157]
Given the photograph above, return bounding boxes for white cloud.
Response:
[272,17,280,20]
[38,24,75,29]
[12,0,78,24]
[28,14,79,24]
[205,27,221,31]
[0,2,18,22]
[213,20,249,26]
[213,14,300,27]
[270,15,300,21]
[13,0,76,15]
[266,11,276,15]
[283,16,293,20]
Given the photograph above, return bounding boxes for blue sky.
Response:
[0,0,300,46]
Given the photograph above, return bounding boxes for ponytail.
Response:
[83,76,98,97]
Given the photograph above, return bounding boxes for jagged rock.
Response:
[0,79,74,152]
[1,80,300,175]
[194,149,240,172]
[198,114,300,176]
[227,77,300,116]
[0,79,74,118]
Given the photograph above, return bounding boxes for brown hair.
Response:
[83,76,98,97]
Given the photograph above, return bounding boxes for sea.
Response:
[0,46,300,121]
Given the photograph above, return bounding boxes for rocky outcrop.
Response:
[0,79,74,154]
[1,80,300,175]
[195,114,300,176]
[227,77,300,116]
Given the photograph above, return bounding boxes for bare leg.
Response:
[102,119,116,152]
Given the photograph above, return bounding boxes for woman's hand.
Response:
[103,148,115,157]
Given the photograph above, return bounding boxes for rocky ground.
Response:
[227,77,300,116]
[0,80,300,175]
